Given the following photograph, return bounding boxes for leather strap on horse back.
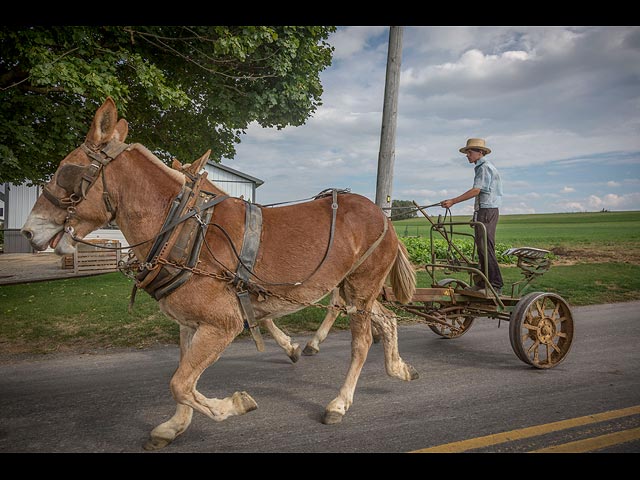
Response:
[345,215,389,276]
[135,171,223,301]
[237,202,263,283]
[152,190,217,300]
[235,202,265,352]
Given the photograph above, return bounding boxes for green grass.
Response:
[0,274,177,354]
[2,210,639,354]
[395,210,640,248]
[416,263,640,305]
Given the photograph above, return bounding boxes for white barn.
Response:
[1,162,263,253]
[203,161,263,201]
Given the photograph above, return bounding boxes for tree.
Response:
[0,26,336,185]
[391,199,417,220]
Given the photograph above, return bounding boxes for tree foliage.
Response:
[391,199,417,220]
[0,26,336,185]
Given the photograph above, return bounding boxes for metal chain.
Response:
[118,254,462,334]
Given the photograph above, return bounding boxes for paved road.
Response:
[1,301,639,453]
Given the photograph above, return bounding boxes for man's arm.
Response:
[440,187,481,209]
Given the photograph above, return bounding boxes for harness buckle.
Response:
[193,212,205,226]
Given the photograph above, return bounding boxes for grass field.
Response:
[1,211,639,354]
[395,210,640,246]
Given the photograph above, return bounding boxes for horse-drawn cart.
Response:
[381,202,574,369]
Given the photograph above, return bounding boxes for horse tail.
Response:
[389,240,416,304]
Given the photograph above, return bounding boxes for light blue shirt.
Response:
[472,158,502,210]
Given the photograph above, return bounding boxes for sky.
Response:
[225,26,640,216]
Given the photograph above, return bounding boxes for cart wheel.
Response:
[427,279,475,338]
[509,292,574,369]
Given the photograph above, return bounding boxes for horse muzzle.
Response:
[21,214,76,255]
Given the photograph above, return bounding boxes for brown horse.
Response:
[21,97,418,450]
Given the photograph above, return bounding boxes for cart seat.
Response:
[506,247,551,279]
[505,247,550,259]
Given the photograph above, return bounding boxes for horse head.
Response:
[21,97,130,255]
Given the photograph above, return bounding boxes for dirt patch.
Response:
[549,245,640,266]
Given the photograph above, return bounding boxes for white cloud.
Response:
[588,192,640,210]
[230,26,640,214]
[562,202,588,212]
[329,26,388,61]
[402,47,532,93]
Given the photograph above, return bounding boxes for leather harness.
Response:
[134,171,227,300]
[131,170,267,349]
[232,202,265,351]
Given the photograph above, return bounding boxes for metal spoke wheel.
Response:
[427,279,475,338]
[509,292,574,369]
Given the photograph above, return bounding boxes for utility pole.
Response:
[375,26,403,217]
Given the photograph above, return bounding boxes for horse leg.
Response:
[371,319,382,343]
[144,325,195,450]
[370,300,419,381]
[145,321,257,451]
[322,296,374,425]
[303,288,343,356]
[303,288,381,356]
[261,318,302,363]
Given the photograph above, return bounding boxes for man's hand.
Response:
[441,199,454,209]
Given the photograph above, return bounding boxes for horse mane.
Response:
[128,143,185,185]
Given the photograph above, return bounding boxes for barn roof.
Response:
[207,162,264,187]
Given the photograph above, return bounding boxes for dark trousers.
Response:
[474,208,503,290]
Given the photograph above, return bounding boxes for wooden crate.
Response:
[74,239,121,274]
[61,255,74,269]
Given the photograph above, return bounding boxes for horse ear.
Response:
[171,159,183,170]
[185,150,211,176]
[113,119,128,143]
[86,97,118,147]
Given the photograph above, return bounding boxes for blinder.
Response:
[55,163,90,197]
[43,138,129,219]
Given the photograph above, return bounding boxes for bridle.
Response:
[41,139,231,257]
[42,138,130,232]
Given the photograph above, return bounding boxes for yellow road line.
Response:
[529,426,640,453]
[410,405,640,453]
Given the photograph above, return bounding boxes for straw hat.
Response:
[459,138,491,155]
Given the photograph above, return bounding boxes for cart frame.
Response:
[382,203,575,369]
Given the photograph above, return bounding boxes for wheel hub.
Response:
[536,317,556,344]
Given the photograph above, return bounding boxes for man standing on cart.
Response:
[440,138,504,294]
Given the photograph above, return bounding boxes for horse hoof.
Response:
[407,364,419,380]
[322,411,344,425]
[232,391,258,414]
[143,436,172,451]
[289,344,302,363]
[303,344,319,356]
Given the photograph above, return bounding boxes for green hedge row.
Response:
[400,236,517,265]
